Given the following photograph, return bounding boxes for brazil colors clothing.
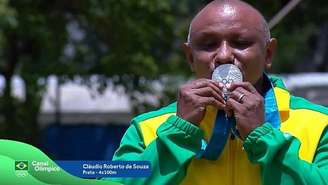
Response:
[107,76,328,185]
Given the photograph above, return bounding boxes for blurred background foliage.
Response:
[0,0,327,145]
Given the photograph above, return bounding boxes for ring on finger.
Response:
[238,93,246,103]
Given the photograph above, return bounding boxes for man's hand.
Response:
[226,82,265,139]
[177,79,226,125]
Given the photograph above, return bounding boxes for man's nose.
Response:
[214,41,234,65]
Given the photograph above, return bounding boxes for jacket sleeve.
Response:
[243,123,328,185]
[104,115,203,185]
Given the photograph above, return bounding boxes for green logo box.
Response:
[15,161,28,170]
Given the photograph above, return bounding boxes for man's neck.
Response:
[254,75,266,96]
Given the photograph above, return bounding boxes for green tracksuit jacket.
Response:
[105,77,328,185]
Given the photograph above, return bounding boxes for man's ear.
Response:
[182,42,195,72]
[264,38,277,70]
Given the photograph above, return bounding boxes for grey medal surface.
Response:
[212,64,243,85]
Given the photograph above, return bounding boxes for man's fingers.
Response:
[224,107,234,117]
[193,87,225,103]
[188,78,226,103]
[198,96,226,109]
[228,82,257,94]
[226,97,242,112]
[192,79,221,90]
[229,87,250,103]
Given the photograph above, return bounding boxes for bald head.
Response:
[187,0,270,45]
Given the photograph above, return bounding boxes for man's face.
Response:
[184,3,275,86]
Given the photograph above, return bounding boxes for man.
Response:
[107,0,328,184]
